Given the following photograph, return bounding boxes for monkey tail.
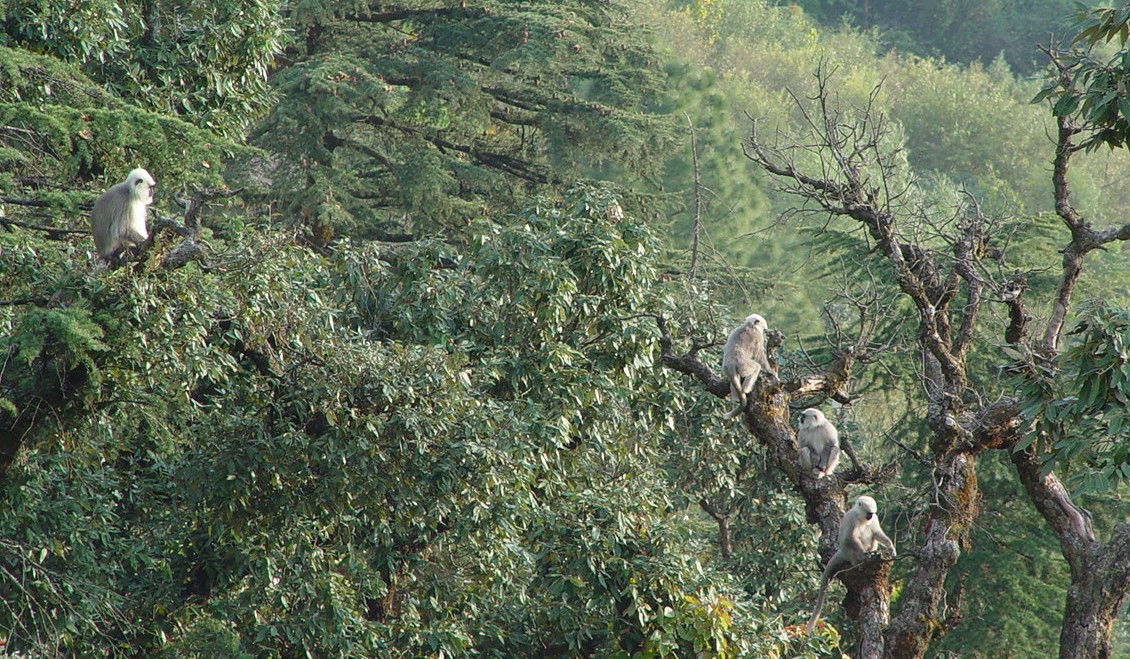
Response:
[806,577,832,632]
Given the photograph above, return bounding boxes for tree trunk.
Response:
[1012,448,1130,658]
[850,559,892,658]
[882,452,974,658]
[142,0,160,47]
[1060,548,1130,659]
[718,516,731,559]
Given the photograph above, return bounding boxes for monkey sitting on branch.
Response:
[91,168,156,266]
[807,495,896,631]
[721,313,773,419]
[797,408,841,478]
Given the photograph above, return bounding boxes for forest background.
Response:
[0,0,1128,656]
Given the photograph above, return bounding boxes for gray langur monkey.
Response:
[807,495,896,631]
[91,168,156,264]
[721,313,772,419]
[797,408,840,478]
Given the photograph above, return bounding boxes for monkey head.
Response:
[126,168,157,206]
[744,313,767,330]
[799,408,826,428]
[855,495,878,519]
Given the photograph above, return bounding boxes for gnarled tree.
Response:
[659,57,1130,658]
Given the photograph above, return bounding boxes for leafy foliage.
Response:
[0,45,241,238]
[0,0,284,136]
[790,0,1093,74]
[253,1,670,236]
[1033,3,1130,151]
[1016,302,1130,493]
[0,191,835,656]
[1,1,1129,656]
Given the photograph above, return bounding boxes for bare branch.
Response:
[1040,50,1130,353]
[0,196,52,208]
[0,217,87,238]
[743,99,965,384]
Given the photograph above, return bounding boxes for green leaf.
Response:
[1053,93,1080,116]
[1031,86,1058,104]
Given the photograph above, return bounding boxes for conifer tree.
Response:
[255,1,670,238]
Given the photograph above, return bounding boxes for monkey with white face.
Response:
[721,313,772,419]
[807,495,896,630]
[91,168,156,265]
[797,408,840,478]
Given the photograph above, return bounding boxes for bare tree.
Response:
[657,63,1130,658]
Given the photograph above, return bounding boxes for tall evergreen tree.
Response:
[254,1,670,239]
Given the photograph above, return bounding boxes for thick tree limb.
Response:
[883,453,974,657]
[998,271,1029,345]
[0,217,87,239]
[1041,79,1130,353]
[651,310,902,653]
[0,297,47,307]
[0,196,51,208]
[652,314,728,398]
[1011,446,1129,659]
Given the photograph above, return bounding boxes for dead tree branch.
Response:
[714,59,1130,657]
[1032,49,1130,355]
[118,186,242,270]
[732,66,1003,657]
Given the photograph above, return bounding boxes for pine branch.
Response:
[347,6,487,25]
[353,114,550,184]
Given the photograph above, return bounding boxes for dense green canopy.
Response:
[0,1,1127,656]
[254,1,670,238]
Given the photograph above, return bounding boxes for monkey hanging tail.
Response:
[806,556,850,631]
[806,577,832,631]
